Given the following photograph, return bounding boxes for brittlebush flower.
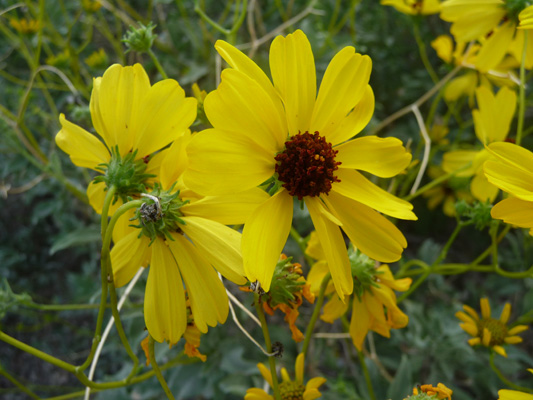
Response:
[306,233,411,351]
[404,383,453,399]
[499,389,533,400]
[484,142,533,234]
[56,63,197,215]
[456,298,529,357]
[110,131,269,345]
[381,0,441,15]
[184,30,416,299]
[442,86,516,202]
[245,353,326,399]
[440,0,533,71]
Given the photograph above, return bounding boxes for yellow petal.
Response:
[332,169,416,220]
[90,64,151,154]
[257,362,273,386]
[303,388,322,400]
[484,160,533,201]
[306,197,352,298]
[480,298,491,319]
[86,181,122,216]
[306,377,327,390]
[244,388,272,400]
[133,81,196,157]
[519,5,533,29]
[460,322,479,337]
[349,296,370,351]
[486,142,533,177]
[504,336,523,344]
[444,72,477,102]
[270,29,316,136]
[493,345,507,357]
[295,353,304,384]
[463,304,480,321]
[305,231,327,262]
[431,35,454,64]
[321,294,349,323]
[159,130,191,189]
[242,190,293,291]
[499,303,511,324]
[184,128,275,195]
[110,231,151,287]
[468,337,481,346]
[144,239,187,344]
[307,261,332,295]
[325,191,408,263]
[498,389,533,400]
[455,310,476,324]
[482,327,492,346]
[205,68,286,152]
[326,85,375,144]
[471,169,498,202]
[491,197,533,229]
[474,86,516,143]
[56,114,109,170]
[180,216,246,284]
[167,234,229,333]
[180,188,270,225]
[442,150,477,177]
[215,40,279,106]
[311,47,372,139]
[508,325,529,335]
[280,367,290,383]
[335,136,411,178]
[475,21,515,73]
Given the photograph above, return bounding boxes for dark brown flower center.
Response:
[274,131,341,200]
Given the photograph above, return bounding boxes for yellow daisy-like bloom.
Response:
[440,0,533,71]
[111,131,269,345]
[484,141,533,234]
[381,0,441,15]
[245,353,326,400]
[405,383,453,399]
[184,30,416,299]
[56,63,197,215]
[499,389,533,400]
[442,85,516,202]
[306,233,411,351]
[455,298,529,357]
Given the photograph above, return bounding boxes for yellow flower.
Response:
[245,353,326,400]
[306,237,411,351]
[484,142,533,234]
[184,29,416,299]
[456,298,529,357]
[55,64,197,215]
[440,0,533,71]
[442,85,516,202]
[85,48,108,69]
[9,17,41,34]
[110,131,270,345]
[82,0,102,12]
[518,5,533,29]
[498,389,533,400]
[381,0,441,15]
[405,383,453,399]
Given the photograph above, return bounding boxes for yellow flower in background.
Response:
[306,234,411,351]
[381,0,441,15]
[498,389,533,400]
[184,29,416,299]
[442,85,516,203]
[440,0,533,71]
[405,383,453,399]
[9,17,41,34]
[422,166,473,217]
[85,48,109,69]
[110,131,270,345]
[484,142,533,234]
[456,298,529,357]
[55,63,197,215]
[245,353,326,400]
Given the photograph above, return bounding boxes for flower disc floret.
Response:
[279,380,305,400]
[275,131,341,200]
[477,318,508,346]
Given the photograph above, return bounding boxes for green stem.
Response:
[148,336,176,400]
[147,48,168,79]
[254,293,281,400]
[301,273,330,357]
[412,19,439,84]
[515,32,528,146]
[489,352,533,393]
[357,349,376,400]
[101,186,117,238]
[0,363,41,399]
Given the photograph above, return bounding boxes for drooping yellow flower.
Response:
[55,63,197,215]
[484,142,533,234]
[306,235,411,351]
[498,389,533,400]
[442,85,516,202]
[9,17,41,34]
[381,0,441,15]
[245,353,326,400]
[110,131,270,345]
[184,30,416,299]
[440,0,533,70]
[456,298,529,357]
[405,383,453,399]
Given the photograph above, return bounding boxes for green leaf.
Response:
[387,354,412,400]
[49,226,101,255]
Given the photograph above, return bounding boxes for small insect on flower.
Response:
[139,194,163,225]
